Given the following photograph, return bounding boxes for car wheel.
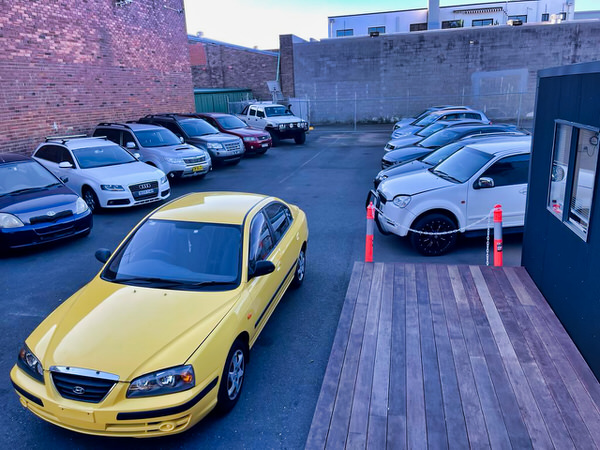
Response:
[291,247,306,288]
[82,187,100,213]
[410,213,457,256]
[270,132,280,147]
[294,132,306,145]
[216,338,247,414]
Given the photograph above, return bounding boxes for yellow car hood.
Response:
[30,278,238,381]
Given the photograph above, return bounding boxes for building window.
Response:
[368,26,385,35]
[410,23,427,32]
[442,20,464,29]
[542,13,549,21]
[508,15,527,23]
[472,18,493,27]
[548,120,600,241]
[336,29,353,37]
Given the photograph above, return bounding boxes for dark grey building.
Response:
[522,61,600,378]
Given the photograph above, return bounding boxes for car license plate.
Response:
[192,165,204,172]
[138,188,155,196]
[261,143,268,148]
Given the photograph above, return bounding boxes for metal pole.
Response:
[493,204,503,266]
[354,92,357,132]
[366,202,375,262]
[517,92,523,128]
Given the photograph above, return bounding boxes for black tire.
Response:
[216,338,248,414]
[270,132,280,147]
[410,213,458,256]
[290,247,306,288]
[82,187,100,213]
[294,132,306,145]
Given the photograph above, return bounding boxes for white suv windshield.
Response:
[73,145,136,169]
[135,129,181,147]
[102,219,242,290]
[431,147,494,183]
[265,106,292,117]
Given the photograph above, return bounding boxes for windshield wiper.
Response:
[8,187,47,195]
[112,276,235,289]
[430,169,461,183]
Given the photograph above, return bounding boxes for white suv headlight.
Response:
[74,197,89,214]
[0,213,24,228]
[164,157,185,164]
[393,195,411,208]
[207,143,223,150]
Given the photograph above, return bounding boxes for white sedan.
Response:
[33,136,170,212]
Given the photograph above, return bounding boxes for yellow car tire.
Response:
[216,338,248,414]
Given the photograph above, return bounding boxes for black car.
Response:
[381,124,527,169]
[0,153,92,250]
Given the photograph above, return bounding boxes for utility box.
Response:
[522,61,600,379]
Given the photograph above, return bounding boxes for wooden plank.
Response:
[306,261,364,449]
[367,264,394,449]
[387,263,407,450]
[490,267,575,449]
[415,264,447,449]
[325,263,373,449]
[470,266,541,449]
[348,263,384,447]
[405,264,427,449]
[427,264,469,449]
[503,267,596,448]
[440,265,490,448]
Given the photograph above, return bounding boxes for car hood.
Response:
[29,279,238,381]
[83,161,164,184]
[187,133,241,145]
[391,124,421,138]
[387,135,422,149]
[393,118,415,129]
[265,116,305,124]
[377,160,429,181]
[0,184,79,217]
[383,146,430,164]
[146,143,205,156]
[379,168,454,199]
[226,128,270,138]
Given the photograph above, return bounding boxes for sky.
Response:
[183,0,598,50]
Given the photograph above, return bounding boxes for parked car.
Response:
[93,122,212,177]
[194,113,272,154]
[137,114,245,165]
[385,119,485,152]
[392,105,469,133]
[33,136,170,212]
[0,153,92,250]
[391,108,491,139]
[235,103,309,145]
[10,191,308,437]
[371,135,531,256]
[382,124,524,169]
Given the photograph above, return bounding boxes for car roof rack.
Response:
[44,134,88,143]
[96,122,133,130]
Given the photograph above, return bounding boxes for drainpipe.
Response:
[428,0,440,30]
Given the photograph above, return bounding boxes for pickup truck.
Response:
[236,103,309,145]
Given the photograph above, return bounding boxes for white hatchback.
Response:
[33,136,170,212]
[373,135,531,255]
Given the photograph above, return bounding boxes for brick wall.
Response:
[188,36,278,101]
[288,21,600,124]
[0,0,194,154]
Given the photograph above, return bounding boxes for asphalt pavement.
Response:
[0,125,523,449]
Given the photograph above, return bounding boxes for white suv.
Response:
[372,135,531,255]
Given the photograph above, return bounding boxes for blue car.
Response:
[0,153,92,250]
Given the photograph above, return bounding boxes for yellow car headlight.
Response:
[127,365,195,398]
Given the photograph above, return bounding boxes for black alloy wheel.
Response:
[410,213,458,256]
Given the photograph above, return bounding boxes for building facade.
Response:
[0,0,194,154]
[328,0,576,38]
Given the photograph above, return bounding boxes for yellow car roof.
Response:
[150,192,269,225]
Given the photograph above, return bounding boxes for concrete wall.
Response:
[290,21,600,125]
[0,0,194,154]
[189,36,278,102]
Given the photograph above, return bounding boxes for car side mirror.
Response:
[60,176,69,183]
[179,136,185,143]
[126,142,136,149]
[476,177,495,189]
[248,260,275,280]
[95,248,112,264]
[58,161,73,169]
[133,152,141,159]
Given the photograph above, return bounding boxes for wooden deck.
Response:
[306,263,600,449]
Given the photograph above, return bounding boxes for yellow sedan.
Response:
[10,192,308,437]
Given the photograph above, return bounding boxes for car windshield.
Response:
[420,142,465,166]
[134,128,182,147]
[416,122,447,138]
[414,113,445,127]
[430,146,494,183]
[216,116,248,130]
[73,145,137,169]
[265,106,292,117]
[419,129,464,149]
[179,119,219,137]
[102,219,242,291]
[0,161,61,196]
